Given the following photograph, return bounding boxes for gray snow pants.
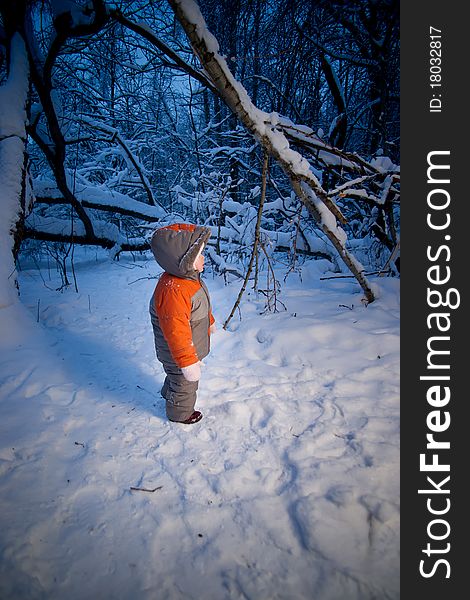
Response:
[160,362,199,422]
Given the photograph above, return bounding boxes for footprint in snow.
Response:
[256,329,273,345]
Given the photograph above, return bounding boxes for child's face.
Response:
[194,252,205,272]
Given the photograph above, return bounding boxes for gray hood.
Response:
[150,224,211,280]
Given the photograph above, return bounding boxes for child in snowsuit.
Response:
[149,223,215,424]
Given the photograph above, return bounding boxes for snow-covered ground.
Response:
[0,250,399,599]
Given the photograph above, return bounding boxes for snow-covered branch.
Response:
[23,216,150,253]
[34,178,167,223]
[79,116,164,210]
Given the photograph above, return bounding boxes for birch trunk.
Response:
[0,34,30,307]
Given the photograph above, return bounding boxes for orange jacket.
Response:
[153,272,214,367]
[150,224,214,368]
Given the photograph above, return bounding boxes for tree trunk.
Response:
[321,54,347,149]
[0,33,30,307]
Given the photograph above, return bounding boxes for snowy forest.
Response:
[0,1,400,599]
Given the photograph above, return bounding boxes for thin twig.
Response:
[130,486,163,493]
[259,241,286,313]
[223,151,269,330]
[216,186,229,255]
[128,275,158,285]
[378,241,400,276]
[320,269,390,280]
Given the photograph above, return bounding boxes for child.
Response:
[149,223,215,424]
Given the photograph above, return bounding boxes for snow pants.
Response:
[160,361,199,422]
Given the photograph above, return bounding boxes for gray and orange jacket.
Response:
[149,223,215,369]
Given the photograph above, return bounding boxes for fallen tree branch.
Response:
[35,193,164,223]
[130,486,163,493]
[320,269,390,280]
[24,227,150,252]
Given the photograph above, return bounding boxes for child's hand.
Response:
[181,361,202,382]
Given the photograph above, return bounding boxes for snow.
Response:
[370,157,399,174]
[277,117,360,172]
[301,183,349,249]
[179,0,221,54]
[0,37,29,139]
[0,250,399,599]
